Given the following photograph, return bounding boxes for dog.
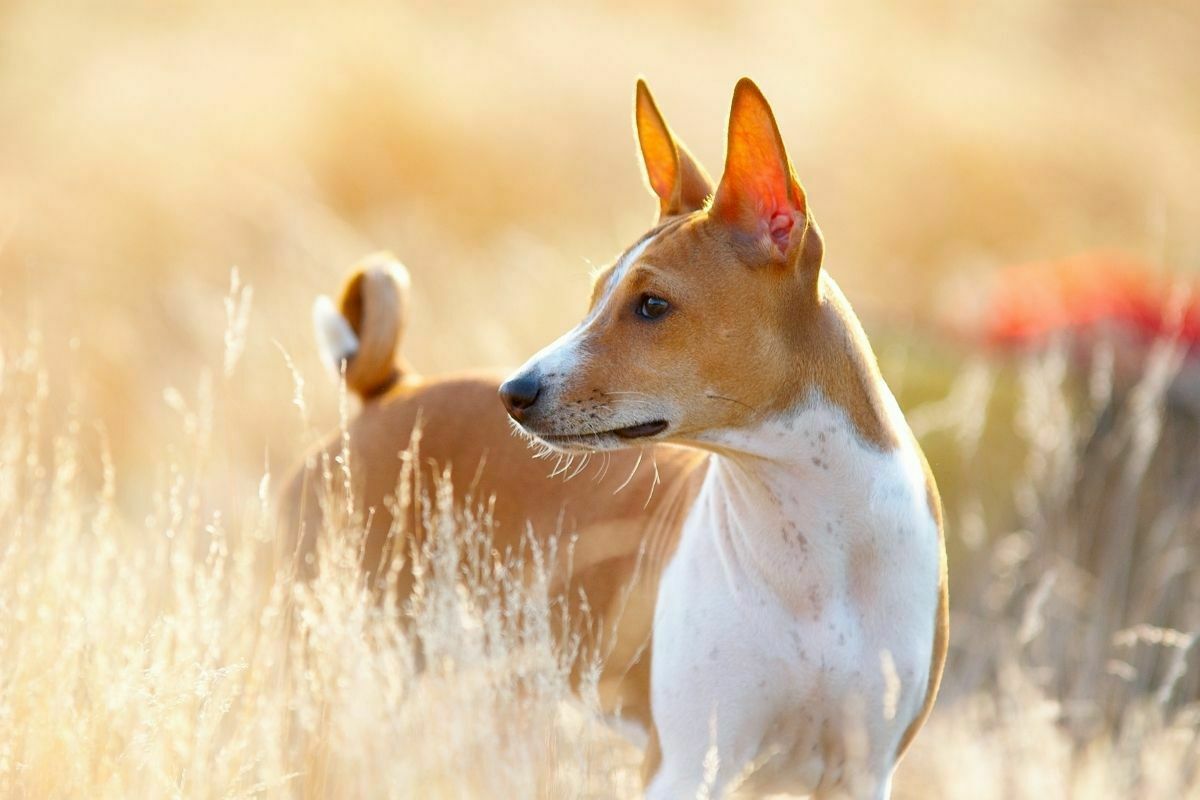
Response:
[283,78,947,799]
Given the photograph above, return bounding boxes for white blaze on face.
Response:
[513,230,660,387]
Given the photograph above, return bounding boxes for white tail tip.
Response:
[312,294,359,378]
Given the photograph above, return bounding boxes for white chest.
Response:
[647,399,940,798]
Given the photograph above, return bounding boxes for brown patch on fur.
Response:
[556,213,898,451]
[847,539,880,607]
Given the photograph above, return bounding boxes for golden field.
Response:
[1,1,1198,797]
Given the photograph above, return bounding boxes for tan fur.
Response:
[635,78,714,220]
[281,368,708,731]
[564,216,896,452]
[337,252,412,399]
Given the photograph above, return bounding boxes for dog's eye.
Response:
[636,295,670,320]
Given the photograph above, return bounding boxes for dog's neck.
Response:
[680,285,921,602]
[684,387,925,626]
[696,388,894,520]
[689,276,903,493]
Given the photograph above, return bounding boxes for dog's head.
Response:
[502,79,826,453]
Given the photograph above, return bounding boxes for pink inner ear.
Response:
[769,212,793,249]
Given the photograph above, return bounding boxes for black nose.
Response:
[499,373,541,420]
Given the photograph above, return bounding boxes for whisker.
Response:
[706,392,754,411]
[595,451,613,482]
[567,451,591,481]
[644,449,661,509]
[551,452,575,478]
[615,449,644,495]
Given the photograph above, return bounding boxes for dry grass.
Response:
[0,323,640,797]
[2,0,1199,797]
[1,274,1197,798]
[897,337,1200,799]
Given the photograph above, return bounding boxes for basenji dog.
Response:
[284,78,947,799]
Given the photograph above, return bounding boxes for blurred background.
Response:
[2,0,1199,795]
[4,0,1198,477]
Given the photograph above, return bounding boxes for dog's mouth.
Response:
[533,419,669,449]
[612,420,670,439]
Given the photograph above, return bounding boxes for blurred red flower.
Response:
[984,254,1200,354]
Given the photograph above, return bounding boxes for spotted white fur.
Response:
[647,390,939,799]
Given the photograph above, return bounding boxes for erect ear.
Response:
[634,79,714,220]
[711,78,810,262]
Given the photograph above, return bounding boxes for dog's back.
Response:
[279,254,706,725]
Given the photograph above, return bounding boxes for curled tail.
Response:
[312,252,412,400]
